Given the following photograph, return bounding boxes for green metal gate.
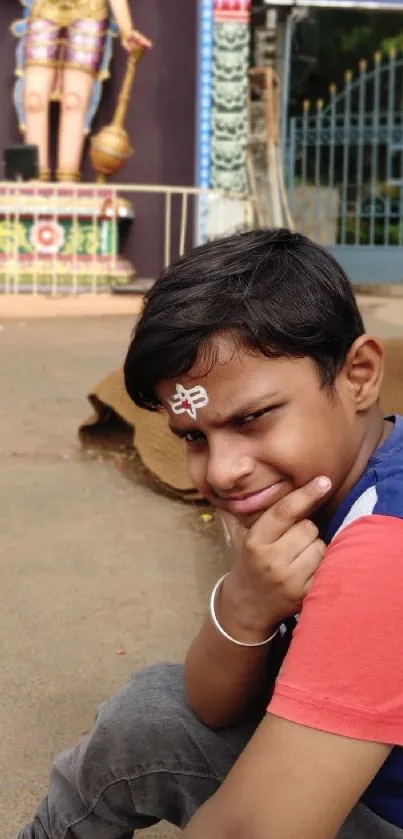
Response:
[287,51,403,284]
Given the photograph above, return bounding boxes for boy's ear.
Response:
[342,335,384,410]
[343,334,384,411]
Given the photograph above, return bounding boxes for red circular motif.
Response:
[38,226,55,246]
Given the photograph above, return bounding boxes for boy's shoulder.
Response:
[362,414,403,520]
[329,416,403,540]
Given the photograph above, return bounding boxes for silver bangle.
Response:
[209,573,280,648]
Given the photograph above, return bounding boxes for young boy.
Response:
[19,229,403,839]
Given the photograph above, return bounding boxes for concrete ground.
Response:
[2,292,403,838]
[0,307,226,839]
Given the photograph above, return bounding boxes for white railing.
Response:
[0,182,254,295]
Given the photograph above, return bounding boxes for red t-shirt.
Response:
[269,514,403,745]
[267,417,403,827]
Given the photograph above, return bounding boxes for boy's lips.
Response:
[216,481,284,516]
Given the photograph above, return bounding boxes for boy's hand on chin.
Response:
[217,477,332,644]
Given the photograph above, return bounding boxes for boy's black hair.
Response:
[124,228,365,411]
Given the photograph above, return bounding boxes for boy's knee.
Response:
[95,663,189,756]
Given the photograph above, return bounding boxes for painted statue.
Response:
[11,1,152,182]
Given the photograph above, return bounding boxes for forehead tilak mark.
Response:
[168,383,209,420]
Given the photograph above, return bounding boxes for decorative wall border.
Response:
[212,0,251,193]
[196,0,251,242]
[197,0,215,190]
[214,1,251,25]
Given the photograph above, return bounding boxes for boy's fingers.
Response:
[276,519,319,560]
[255,476,332,542]
[293,539,327,580]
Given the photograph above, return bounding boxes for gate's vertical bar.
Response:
[341,70,352,245]
[51,185,57,296]
[164,191,172,268]
[369,52,381,246]
[5,184,11,294]
[288,117,297,213]
[385,50,395,246]
[13,186,20,294]
[356,60,366,246]
[7,187,15,294]
[301,100,310,235]
[398,56,403,246]
[32,183,39,294]
[92,187,97,294]
[72,187,79,295]
[111,187,118,289]
[314,99,323,243]
[328,85,337,246]
[328,84,337,194]
[179,191,189,257]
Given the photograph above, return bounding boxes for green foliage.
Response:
[344,216,403,245]
[381,33,403,53]
[291,9,403,113]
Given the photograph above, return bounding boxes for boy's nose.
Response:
[207,450,254,493]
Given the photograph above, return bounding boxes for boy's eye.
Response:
[239,405,280,428]
[240,413,259,426]
[180,430,206,445]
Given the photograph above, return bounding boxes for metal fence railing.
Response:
[0,182,254,295]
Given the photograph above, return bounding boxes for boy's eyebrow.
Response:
[168,391,281,436]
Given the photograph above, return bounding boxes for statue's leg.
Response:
[24,20,59,179]
[57,19,108,181]
[57,69,95,180]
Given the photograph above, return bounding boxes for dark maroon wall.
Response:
[0,1,198,277]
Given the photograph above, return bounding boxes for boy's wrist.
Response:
[215,573,279,645]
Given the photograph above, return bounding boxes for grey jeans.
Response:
[18,663,403,839]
